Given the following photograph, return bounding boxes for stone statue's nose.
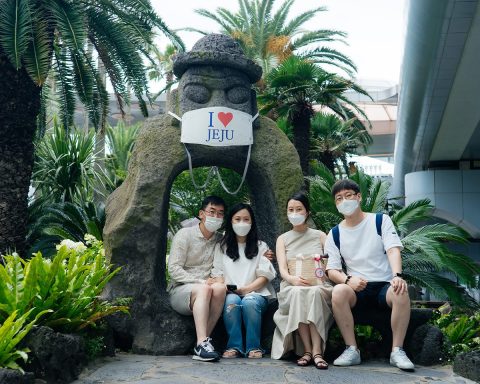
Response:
[208,89,227,106]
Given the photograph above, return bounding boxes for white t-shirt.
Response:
[325,213,403,282]
[211,240,277,299]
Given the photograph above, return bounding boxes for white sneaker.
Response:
[333,346,361,366]
[390,347,415,371]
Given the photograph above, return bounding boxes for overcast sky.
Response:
[151,0,408,85]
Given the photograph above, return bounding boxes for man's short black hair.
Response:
[331,179,360,198]
[201,195,226,210]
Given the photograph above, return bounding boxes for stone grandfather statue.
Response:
[103,34,303,354]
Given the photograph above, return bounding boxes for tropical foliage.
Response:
[170,167,250,232]
[105,122,141,190]
[0,0,183,254]
[258,55,370,175]
[308,165,480,309]
[434,309,480,361]
[32,122,108,205]
[0,310,49,372]
[193,0,356,77]
[0,236,128,333]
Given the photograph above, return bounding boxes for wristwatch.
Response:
[393,272,403,278]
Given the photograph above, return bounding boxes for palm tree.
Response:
[192,0,356,77]
[0,0,184,254]
[258,55,370,175]
[308,166,480,309]
[147,43,180,100]
[310,112,372,175]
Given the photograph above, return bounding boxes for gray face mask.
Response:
[204,216,223,232]
[337,199,359,216]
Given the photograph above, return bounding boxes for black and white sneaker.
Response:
[192,337,220,361]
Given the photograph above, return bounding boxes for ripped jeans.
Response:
[223,293,268,355]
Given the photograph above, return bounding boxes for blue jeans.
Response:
[223,293,268,355]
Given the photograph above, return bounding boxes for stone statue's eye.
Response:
[226,86,250,104]
[183,84,210,104]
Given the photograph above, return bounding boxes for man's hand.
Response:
[263,248,275,261]
[347,276,367,292]
[390,276,408,294]
[288,276,311,286]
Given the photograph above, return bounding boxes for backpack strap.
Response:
[375,212,383,237]
[332,224,347,273]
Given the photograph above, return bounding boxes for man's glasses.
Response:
[204,209,224,218]
[334,192,358,204]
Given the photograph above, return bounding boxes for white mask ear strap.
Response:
[168,111,181,121]
[183,144,215,190]
[213,144,251,195]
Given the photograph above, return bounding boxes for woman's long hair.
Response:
[220,203,259,261]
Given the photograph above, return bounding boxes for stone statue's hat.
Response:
[173,34,262,83]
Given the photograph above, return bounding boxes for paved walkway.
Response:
[72,353,474,384]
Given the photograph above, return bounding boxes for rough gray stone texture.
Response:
[103,33,304,355]
[21,326,87,383]
[0,369,34,384]
[103,114,302,354]
[173,33,262,83]
[407,323,444,365]
[454,350,480,382]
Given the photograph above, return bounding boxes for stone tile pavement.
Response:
[72,353,475,384]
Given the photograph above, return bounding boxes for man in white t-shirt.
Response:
[325,179,415,371]
[168,195,227,362]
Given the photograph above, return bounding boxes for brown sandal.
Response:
[297,352,313,366]
[313,354,328,370]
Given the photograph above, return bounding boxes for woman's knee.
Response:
[241,295,266,315]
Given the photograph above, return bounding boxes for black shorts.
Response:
[354,281,390,310]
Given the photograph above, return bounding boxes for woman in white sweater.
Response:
[212,203,276,359]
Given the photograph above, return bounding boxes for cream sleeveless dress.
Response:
[271,228,334,359]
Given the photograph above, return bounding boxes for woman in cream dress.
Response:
[271,192,334,369]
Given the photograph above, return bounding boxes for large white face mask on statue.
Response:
[174,106,257,147]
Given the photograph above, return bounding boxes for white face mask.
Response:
[337,199,359,216]
[288,213,306,226]
[170,106,257,147]
[204,216,223,232]
[232,222,251,237]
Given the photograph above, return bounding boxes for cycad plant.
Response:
[0,0,184,254]
[308,165,480,309]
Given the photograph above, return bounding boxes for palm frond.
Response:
[0,0,31,69]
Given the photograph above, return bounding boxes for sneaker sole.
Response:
[390,359,415,371]
[333,360,361,366]
[192,355,219,362]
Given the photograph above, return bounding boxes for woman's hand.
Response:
[287,275,311,286]
[235,286,250,296]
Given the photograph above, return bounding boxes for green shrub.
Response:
[0,310,50,372]
[0,236,128,332]
[433,310,480,361]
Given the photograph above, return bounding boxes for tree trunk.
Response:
[291,109,312,177]
[0,53,41,255]
[93,57,107,204]
[319,151,337,175]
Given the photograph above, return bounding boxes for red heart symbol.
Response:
[218,112,233,127]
